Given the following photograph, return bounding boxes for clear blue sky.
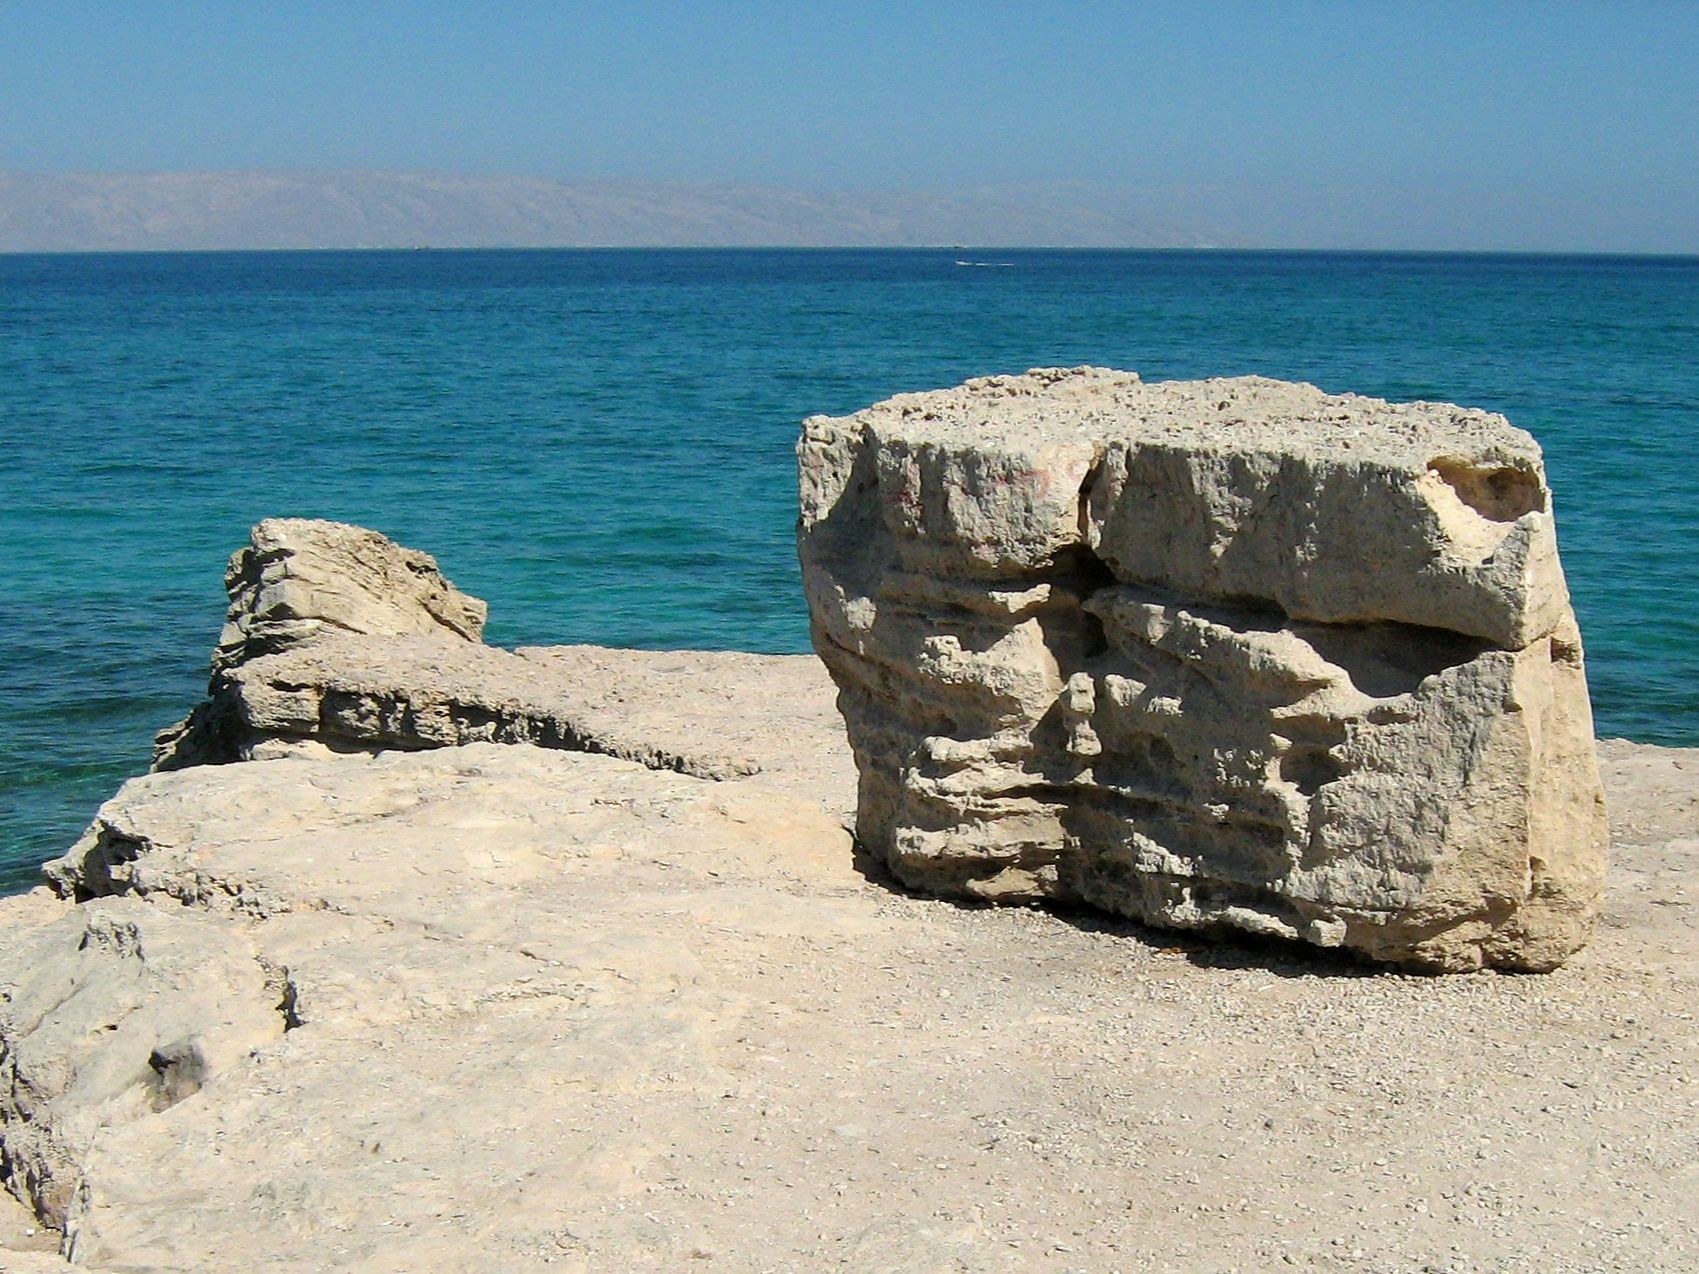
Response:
[4,0,1697,250]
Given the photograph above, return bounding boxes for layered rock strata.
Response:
[154,517,488,769]
[798,367,1609,971]
[154,520,849,809]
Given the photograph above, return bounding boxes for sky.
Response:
[4,0,1698,251]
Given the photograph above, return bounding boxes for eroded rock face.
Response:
[212,517,487,670]
[155,518,488,768]
[798,367,1609,971]
[150,520,856,811]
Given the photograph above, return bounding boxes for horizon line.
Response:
[5,245,1699,261]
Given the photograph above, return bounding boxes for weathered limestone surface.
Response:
[2,711,1695,1271]
[153,520,851,811]
[155,517,486,768]
[0,896,287,1233]
[212,516,488,668]
[4,745,861,1269]
[0,520,1694,1271]
[799,367,1610,971]
[165,632,844,788]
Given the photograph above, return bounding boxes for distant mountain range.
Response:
[0,170,1221,252]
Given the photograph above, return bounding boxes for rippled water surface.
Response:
[3,249,1696,889]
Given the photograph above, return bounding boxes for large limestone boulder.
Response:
[798,367,1609,971]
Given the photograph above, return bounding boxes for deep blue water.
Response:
[2,248,1696,891]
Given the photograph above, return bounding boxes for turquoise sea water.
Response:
[2,249,1696,891]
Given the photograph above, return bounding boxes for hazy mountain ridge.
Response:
[0,170,1215,251]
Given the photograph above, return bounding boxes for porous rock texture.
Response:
[799,367,1609,971]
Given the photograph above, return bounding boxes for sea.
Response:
[2,248,1696,892]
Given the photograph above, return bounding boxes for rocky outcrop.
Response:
[155,518,486,768]
[798,367,1610,971]
[1,687,1694,1271]
[0,518,1693,1270]
[4,743,861,1268]
[211,517,487,670]
[152,521,851,808]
